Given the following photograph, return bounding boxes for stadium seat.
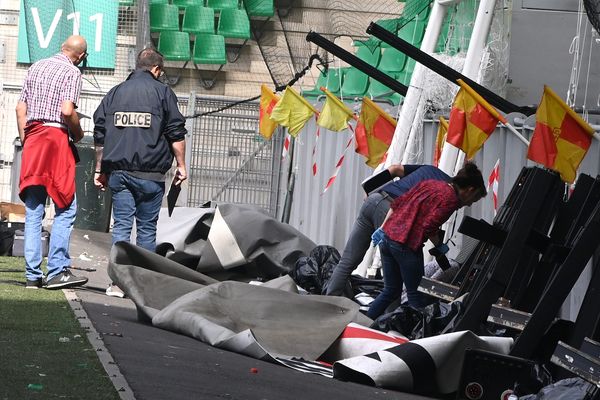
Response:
[158,31,192,61]
[119,0,135,6]
[396,70,411,86]
[149,0,168,4]
[404,58,416,74]
[150,4,180,32]
[192,34,227,64]
[355,45,381,67]
[217,8,251,39]
[301,70,330,99]
[243,0,274,17]
[367,75,403,106]
[182,5,216,35]
[340,67,369,97]
[173,0,203,9]
[398,19,425,47]
[378,47,407,73]
[207,0,239,12]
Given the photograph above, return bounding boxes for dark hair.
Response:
[136,48,164,71]
[452,161,487,197]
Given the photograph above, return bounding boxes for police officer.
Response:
[93,48,187,253]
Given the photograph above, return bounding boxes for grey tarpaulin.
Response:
[155,204,317,281]
[110,204,514,396]
[108,242,370,360]
[333,331,513,395]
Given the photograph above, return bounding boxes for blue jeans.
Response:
[108,171,165,251]
[325,192,392,296]
[24,186,77,281]
[367,234,426,320]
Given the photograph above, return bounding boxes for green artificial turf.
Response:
[0,257,120,400]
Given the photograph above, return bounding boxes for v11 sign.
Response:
[17,0,118,69]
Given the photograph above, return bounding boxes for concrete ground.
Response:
[68,228,438,400]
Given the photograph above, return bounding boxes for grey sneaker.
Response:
[25,277,45,289]
[46,270,88,290]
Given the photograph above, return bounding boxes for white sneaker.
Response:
[106,284,125,298]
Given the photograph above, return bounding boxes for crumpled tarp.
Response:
[109,241,371,360]
[333,331,513,395]
[155,204,316,281]
[111,203,517,397]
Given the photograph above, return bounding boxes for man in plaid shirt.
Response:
[15,35,89,290]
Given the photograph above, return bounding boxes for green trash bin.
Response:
[74,136,112,232]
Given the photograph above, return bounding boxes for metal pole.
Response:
[305,32,408,96]
[438,0,498,175]
[380,0,449,166]
[136,0,153,54]
[181,91,196,207]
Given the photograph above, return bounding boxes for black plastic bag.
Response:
[290,245,340,294]
[370,300,463,339]
[518,377,594,399]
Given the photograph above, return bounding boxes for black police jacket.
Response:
[93,70,187,174]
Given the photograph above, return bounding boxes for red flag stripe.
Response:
[282,133,291,159]
[322,136,354,194]
[312,125,320,176]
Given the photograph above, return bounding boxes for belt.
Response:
[380,191,394,202]
[42,122,68,130]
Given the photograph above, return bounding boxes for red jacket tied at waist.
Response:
[19,122,76,209]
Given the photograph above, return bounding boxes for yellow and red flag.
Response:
[317,87,355,132]
[355,97,396,168]
[433,116,448,167]
[527,85,594,183]
[446,79,506,159]
[259,84,280,139]
[270,86,317,137]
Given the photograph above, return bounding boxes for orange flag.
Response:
[527,85,594,183]
[433,116,448,167]
[259,84,280,139]
[355,97,396,168]
[446,79,506,159]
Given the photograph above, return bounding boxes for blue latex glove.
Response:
[434,242,450,255]
[371,227,385,246]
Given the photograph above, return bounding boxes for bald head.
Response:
[61,35,88,65]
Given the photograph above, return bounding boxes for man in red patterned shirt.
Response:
[16,35,89,290]
[367,162,487,320]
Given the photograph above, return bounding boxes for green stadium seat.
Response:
[150,4,180,32]
[416,4,431,21]
[182,6,215,34]
[355,46,380,67]
[243,0,274,17]
[158,31,192,61]
[379,47,407,73]
[398,20,425,46]
[192,34,226,64]
[301,70,330,99]
[367,75,403,106]
[207,0,239,12]
[404,58,416,74]
[217,8,251,39]
[326,67,347,95]
[436,20,451,53]
[149,0,168,4]
[340,67,369,97]
[397,70,411,86]
[173,0,203,9]
[119,0,135,6]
